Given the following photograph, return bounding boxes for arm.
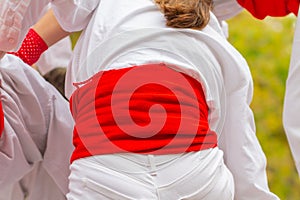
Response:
[0,0,99,53]
[283,10,300,176]
[9,9,71,66]
[237,0,300,177]
[236,0,299,19]
[33,9,70,47]
[206,35,279,199]
[0,0,49,52]
[219,80,280,199]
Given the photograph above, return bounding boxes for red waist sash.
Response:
[70,63,217,162]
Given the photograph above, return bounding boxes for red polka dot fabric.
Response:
[9,28,48,65]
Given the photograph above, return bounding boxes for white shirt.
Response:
[35,35,72,75]
[0,54,74,199]
[56,0,279,199]
[0,0,239,52]
[283,11,300,176]
[0,0,279,199]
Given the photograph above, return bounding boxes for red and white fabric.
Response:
[9,28,48,66]
[0,0,99,52]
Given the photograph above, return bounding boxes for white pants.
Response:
[67,147,234,200]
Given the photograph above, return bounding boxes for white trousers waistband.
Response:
[67,148,234,200]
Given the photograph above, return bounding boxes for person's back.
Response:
[61,0,279,199]
[0,0,279,199]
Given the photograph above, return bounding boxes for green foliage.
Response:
[69,32,81,49]
[228,11,300,199]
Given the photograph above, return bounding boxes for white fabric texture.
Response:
[60,0,279,199]
[213,0,243,21]
[51,0,100,32]
[0,0,97,52]
[283,11,300,176]
[35,36,72,75]
[67,148,234,200]
[0,54,74,199]
[0,0,49,51]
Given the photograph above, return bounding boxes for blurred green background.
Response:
[227,11,300,199]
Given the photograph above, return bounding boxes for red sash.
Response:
[237,0,299,19]
[70,63,217,162]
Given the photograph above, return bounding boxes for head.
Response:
[155,0,213,30]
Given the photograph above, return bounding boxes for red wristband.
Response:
[9,28,48,65]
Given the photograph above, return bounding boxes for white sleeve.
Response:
[283,14,300,176]
[0,0,50,52]
[35,36,72,75]
[0,54,73,195]
[0,0,98,51]
[0,55,45,186]
[42,78,74,195]
[215,44,279,199]
[51,0,100,32]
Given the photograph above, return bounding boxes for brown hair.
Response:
[155,0,213,30]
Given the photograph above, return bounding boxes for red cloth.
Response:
[9,28,48,65]
[70,64,217,162]
[237,0,299,19]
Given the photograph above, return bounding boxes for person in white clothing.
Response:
[8,7,72,98]
[0,0,279,199]
[283,10,300,177]
[0,54,74,200]
[59,0,277,199]
[0,2,74,199]
[235,0,300,177]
